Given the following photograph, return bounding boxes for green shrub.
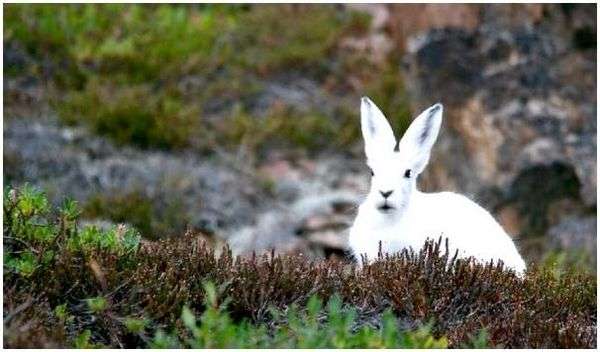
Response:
[57,82,199,149]
[73,330,101,349]
[3,184,141,280]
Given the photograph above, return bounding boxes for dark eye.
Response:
[368,167,374,176]
[404,169,411,178]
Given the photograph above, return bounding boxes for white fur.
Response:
[349,97,526,275]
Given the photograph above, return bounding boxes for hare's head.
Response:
[360,97,443,216]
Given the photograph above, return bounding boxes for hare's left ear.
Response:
[398,103,443,175]
[360,97,396,160]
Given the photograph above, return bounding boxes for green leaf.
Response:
[86,297,108,313]
[124,317,147,334]
[74,330,94,348]
[181,306,196,331]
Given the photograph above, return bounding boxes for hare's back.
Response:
[424,192,526,273]
[417,192,514,251]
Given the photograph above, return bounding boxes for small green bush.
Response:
[3,184,141,280]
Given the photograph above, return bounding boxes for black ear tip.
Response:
[361,96,371,105]
[431,103,443,112]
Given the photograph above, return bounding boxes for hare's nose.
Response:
[379,190,393,199]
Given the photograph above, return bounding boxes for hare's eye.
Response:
[404,169,411,178]
[368,167,374,176]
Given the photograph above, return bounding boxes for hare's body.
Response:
[349,190,526,273]
[350,97,526,275]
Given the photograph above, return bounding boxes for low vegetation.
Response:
[4,4,411,156]
[3,185,596,348]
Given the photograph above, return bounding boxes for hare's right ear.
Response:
[398,103,443,175]
[360,97,396,160]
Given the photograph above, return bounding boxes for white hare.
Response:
[349,97,526,275]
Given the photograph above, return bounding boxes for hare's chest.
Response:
[349,214,427,260]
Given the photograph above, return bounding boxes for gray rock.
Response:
[402,5,596,239]
[548,216,596,258]
[4,116,263,238]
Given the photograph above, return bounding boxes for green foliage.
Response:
[15,183,49,217]
[463,329,489,349]
[4,4,380,152]
[150,329,181,349]
[86,297,108,314]
[4,184,57,244]
[365,63,413,134]
[151,282,448,348]
[66,224,140,255]
[540,248,595,278]
[3,185,141,280]
[123,317,147,334]
[5,250,39,277]
[216,104,359,157]
[57,83,198,149]
[82,190,187,239]
[73,330,101,349]
[54,304,74,324]
[60,198,81,222]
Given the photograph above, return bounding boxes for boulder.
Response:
[400,4,596,245]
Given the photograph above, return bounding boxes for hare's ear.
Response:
[360,97,396,159]
[398,103,443,174]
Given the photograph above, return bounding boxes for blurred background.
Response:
[3,4,596,270]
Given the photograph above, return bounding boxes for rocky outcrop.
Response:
[4,116,264,238]
[400,4,596,254]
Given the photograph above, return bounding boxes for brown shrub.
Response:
[4,232,596,348]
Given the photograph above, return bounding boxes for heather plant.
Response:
[3,185,596,348]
